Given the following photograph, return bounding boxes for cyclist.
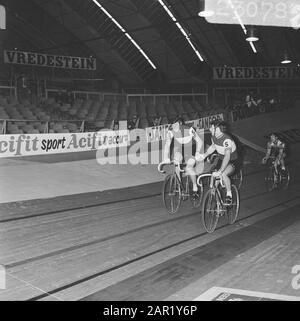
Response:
[163,116,203,197]
[262,133,286,173]
[196,120,238,205]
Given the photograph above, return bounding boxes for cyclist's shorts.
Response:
[270,151,286,159]
[172,148,195,165]
[215,157,239,176]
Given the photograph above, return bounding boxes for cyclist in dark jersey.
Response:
[196,120,238,205]
[262,133,286,172]
[164,116,203,195]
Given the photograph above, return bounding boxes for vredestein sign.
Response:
[213,66,300,80]
[4,50,97,70]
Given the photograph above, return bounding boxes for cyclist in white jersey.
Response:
[164,117,203,196]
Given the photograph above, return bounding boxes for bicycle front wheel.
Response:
[265,166,276,192]
[201,189,219,233]
[280,167,290,190]
[227,184,240,224]
[162,174,182,214]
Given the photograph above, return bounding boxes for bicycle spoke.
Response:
[163,174,181,214]
[265,166,276,191]
[202,189,219,233]
[227,185,240,224]
[280,168,290,190]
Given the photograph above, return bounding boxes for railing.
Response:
[0,119,86,135]
[229,99,297,122]
[45,89,127,102]
[0,86,17,99]
[127,93,208,105]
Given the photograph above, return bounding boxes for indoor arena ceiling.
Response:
[2,0,300,86]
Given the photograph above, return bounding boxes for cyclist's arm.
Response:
[194,132,203,154]
[265,142,271,158]
[219,149,231,173]
[219,138,234,172]
[163,132,172,160]
[203,144,216,159]
[277,143,285,161]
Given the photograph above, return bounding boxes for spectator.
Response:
[128,115,138,130]
[245,92,257,108]
[113,120,119,131]
[152,116,161,127]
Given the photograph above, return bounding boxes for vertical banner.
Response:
[0,5,5,30]
[0,265,5,290]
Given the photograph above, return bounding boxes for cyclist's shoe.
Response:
[192,191,199,201]
[224,195,232,206]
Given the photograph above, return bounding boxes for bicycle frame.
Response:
[197,173,227,208]
[266,157,289,189]
[158,161,193,197]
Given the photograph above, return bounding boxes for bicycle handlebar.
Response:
[158,160,185,174]
[196,174,212,185]
[197,172,225,188]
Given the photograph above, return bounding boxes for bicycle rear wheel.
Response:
[232,168,243,190]
[162,174,182,214]
[280,167,290,190]
[226,184,240,224]
[265,166,276,192]
[201,189,219,233]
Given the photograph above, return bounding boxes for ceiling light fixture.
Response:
[227,0,257,53]
[281,53,292,64]
[246,27,259,42]
[198,0,214,17]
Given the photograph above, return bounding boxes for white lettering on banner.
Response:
[145,114,224,143]
[4,50,96,70]
[186,114,224,130]
[96,130,130,149]
[146,125,170,143]
[213,66,300,80]
[0,131,130,158]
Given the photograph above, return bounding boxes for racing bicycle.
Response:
[158,160,203,214]
[264,158,290,192]
[197,172,240,233]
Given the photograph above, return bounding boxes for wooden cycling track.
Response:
[1,161,300,301]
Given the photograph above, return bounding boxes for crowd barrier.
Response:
[230,102,295,122]
[0,113,224,158]
[0,99,298,158]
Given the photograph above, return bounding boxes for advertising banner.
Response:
[213,66,300,80]
[4,50,96,70]
[145,113,224,143]
[0,130,130,158]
